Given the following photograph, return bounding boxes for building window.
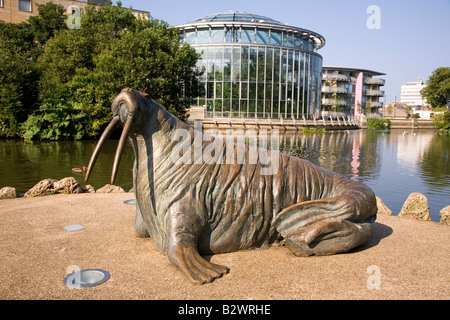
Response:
[0,0,4,8]
[19,0,32,12]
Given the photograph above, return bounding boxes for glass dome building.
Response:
[176,12,325,119]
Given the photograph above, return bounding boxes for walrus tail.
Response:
[273,179,377,256]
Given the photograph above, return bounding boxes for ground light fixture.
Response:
[62,222,111,288]
[64,269,110,288]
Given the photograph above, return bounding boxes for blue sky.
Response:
[120,0,450,104]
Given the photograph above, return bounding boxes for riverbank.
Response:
[0,193,448,300]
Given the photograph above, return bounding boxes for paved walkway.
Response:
[0,193,448,300]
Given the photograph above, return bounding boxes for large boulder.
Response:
[52,177,83,194]
[96,184,125,193]
[82,185,96,193]
[0,187,17,199]
[398,192,432,221]
[376,196,392,215]
[439,205,450,226]
[24,179,58,197]
[24,177,83,197]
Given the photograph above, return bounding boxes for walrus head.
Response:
[85,88,149,185]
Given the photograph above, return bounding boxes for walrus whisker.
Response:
[85,116,120,182]
[111,116,133,185]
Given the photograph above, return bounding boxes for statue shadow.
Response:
[351,222,393,253]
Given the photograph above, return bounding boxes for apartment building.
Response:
[0,0,149,23]
[400,80,427,108]
[321,66,385,119]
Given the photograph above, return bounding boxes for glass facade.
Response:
[177,12,325,119]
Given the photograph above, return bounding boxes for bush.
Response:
[22,101,89,140]
[302,127,325,134]
[367,118,391,130]
[1,2,202,140]
[433,111,450,132]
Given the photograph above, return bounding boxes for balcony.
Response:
[321,99,349,106]
[364,77,385,86]
[366,89,385,97]
[322,86,348,94]
[370,101,383,108]
[322,74,350,82]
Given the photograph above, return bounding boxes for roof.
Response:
[322,66,385,76]
[189,12,283,25]
[176,11,326,50]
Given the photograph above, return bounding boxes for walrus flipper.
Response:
[167,237,229,285]
[273,196,372,256]
[166,206,229,285]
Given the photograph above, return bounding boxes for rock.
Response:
[376,196,392,215]
[24,179,58,197]
[24,177,83,197]
[0,187,17,199]
[96,184,125,193]
[82,185,96,193]
[53,177,83,194]
[398,192,432,221]
[439,205,450,226]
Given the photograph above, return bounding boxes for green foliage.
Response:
[36,1,202,139]
[27,2,67,46]
[0,2,67,138]
[367,118,391,130]
[421,67,450,109]
[22,101,88,140]
[302,127,325,135]
[1,1,202,140]
[0,22,40,137]
[433,111,450,132]
[365,101,372,115]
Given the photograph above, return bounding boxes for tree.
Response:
[365,101,372,115]
[1,1,202,140]
[433,111,450,132]
[27,2,67,47]
[386,104,393,118]
[36,2,202,139]
[91,26,202,119]
[0,22,39,137]
[421,67,450,109]
[0,2,66,137]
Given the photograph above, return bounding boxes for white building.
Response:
[400,81,427,107]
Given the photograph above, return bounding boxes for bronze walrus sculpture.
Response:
[85,88,377,285]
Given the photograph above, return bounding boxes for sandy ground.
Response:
[0,193,448,300]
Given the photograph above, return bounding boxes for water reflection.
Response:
[0,130,448,222]
[277,130,449,222]
[420,133,450,193]
[0,139,134,194]
[278,131,382,183]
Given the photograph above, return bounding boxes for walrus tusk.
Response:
[85,116,120,182]
[111,116,133,185]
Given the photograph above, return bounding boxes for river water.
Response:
[1,130,449,222]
